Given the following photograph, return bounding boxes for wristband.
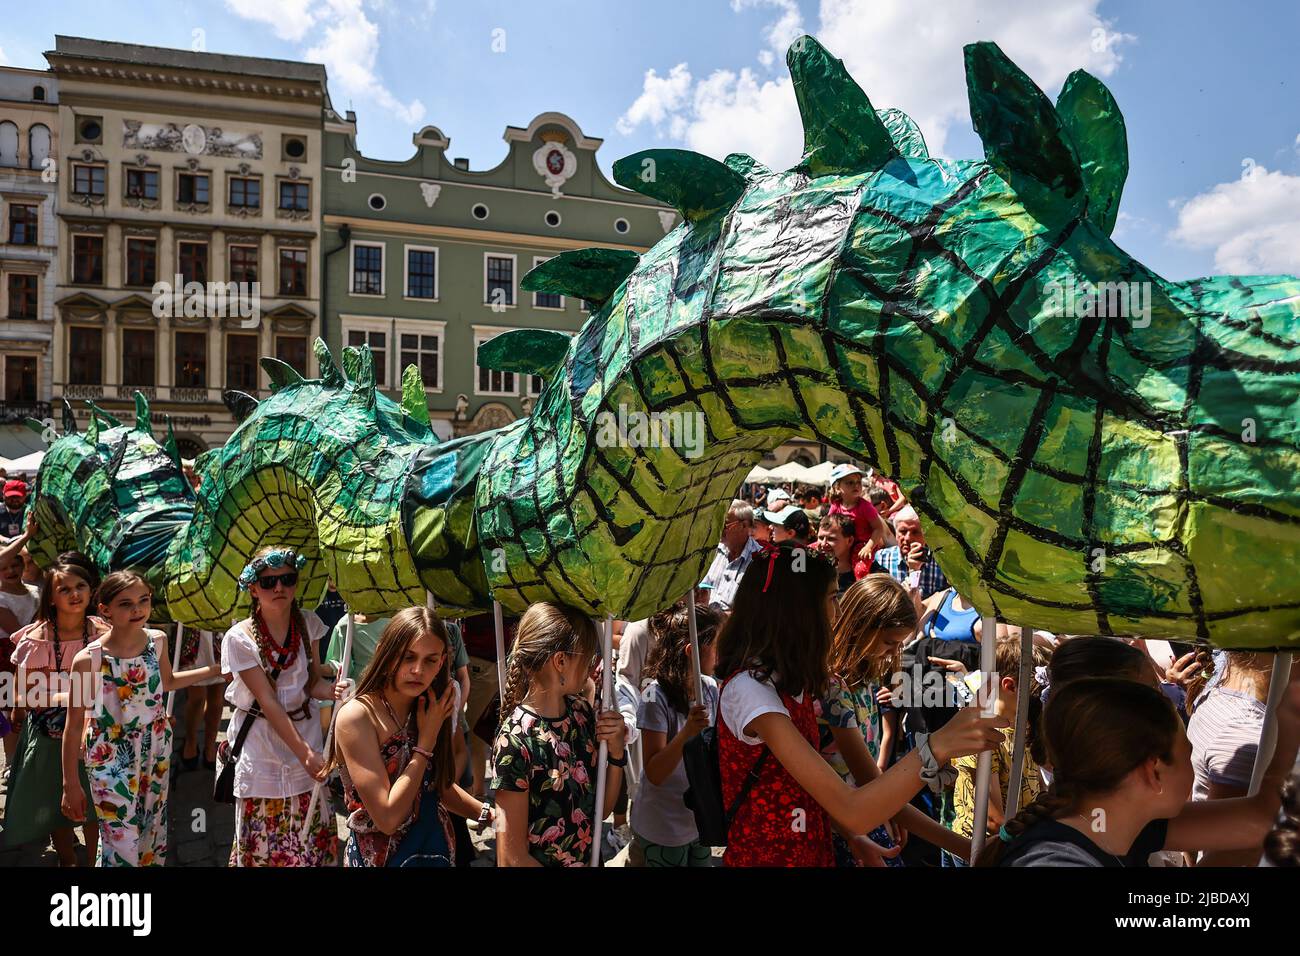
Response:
[916,734,957,794]
[411,745,434,760]
[607,752,628,768]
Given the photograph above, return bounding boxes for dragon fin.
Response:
[520,248,640,308]
[965,42,1084,210]
[23,418,46,437]
[477,329,572,385]
[877,108,928,159]
[612,149,746,224]
[342,345,377,409]
[86,408,100,445]
[401,364,432,428]
[133,391,153,436]
[786,35,896,175]
[61,398,78,436]
[164,415,182,470]
[314,337,344,387]
[87,401,123,429]
[106,435,129,478]
[1056,69,1128,235]
[724,153,772,180]
[223,389,259,423]
[260,357,305,393]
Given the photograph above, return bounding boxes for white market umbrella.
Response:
[803,461,838,486]
[767,461,814,484]
[744,465,772,483]
[2,451,44,474]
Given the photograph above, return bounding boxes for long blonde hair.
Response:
[498,603,599,722]
[829,574,916,687]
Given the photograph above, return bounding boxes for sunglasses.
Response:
[256,571,299,591]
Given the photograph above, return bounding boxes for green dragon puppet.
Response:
[24,37,1300,647]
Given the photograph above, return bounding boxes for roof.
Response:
[50,36,327,86]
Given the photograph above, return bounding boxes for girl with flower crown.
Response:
[221,547,347,867]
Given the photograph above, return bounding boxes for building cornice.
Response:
[324,215,651,253]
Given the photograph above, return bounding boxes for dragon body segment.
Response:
[24,38,1300,646]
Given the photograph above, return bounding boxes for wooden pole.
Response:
[165,621,184,718]
[301,609,353,842]
[1249,652,1294,797]
[590,615,614,867]
[1004,625,1033,817]
[969,614,999,860]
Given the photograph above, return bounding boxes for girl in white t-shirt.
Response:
[630,601,724,866]
[221,548,346,867]
[0,542,40,765]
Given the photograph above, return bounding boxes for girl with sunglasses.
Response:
[221,547,345,867]
[491,602,627,866]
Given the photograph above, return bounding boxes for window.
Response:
[121,329,156,387]
[226,334,259,391]
[174,332,207,388]
[77,117,102,143]
[544,210,561,227]
[4,355,37,403]
[279,180,310,211]
[178,242,208,285]
[368,193,386,211]
[7,275,37,319]
[229,177,261,209]
[8,204,37,245]
[346,329,388,386]
[0,122,17,166]
[351,243,383,295]
[72,235,104,284]
[276,336,308,376]
[177,172,210,205]
[532,256,562,309]
[283,136,307,161]
[68,328,102,385]
[73,164,106,197]
[229,244,259,284]
[125,238,157,287]
[399,331,440,389]
[526,374,544,396]
[472,203,489,220]
[405,247,437,299]
[126,168,159,200]
[27,125,50,169]
[278,248,307,296]
[32,86,45,102]
[475,330,516,396]
[484,254,515,307]
[614,217,630,234]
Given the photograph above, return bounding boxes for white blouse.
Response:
[221,613,327,799]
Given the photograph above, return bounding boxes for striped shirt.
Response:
[1187,688,1265,800]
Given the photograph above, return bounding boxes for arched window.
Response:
[28,124,51,170]
[0,122,19,167]
[32,86,46,102]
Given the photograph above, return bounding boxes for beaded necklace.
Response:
[252,607,301,670]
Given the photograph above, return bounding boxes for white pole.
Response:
[301,609,354,842]
[686,599,703,705]
[1248,652,1293,797]
[1004,625,1033,817]
[426,590,436,611]
[165,621,184,718]
[492,600,508,704]
[969,614,1000,860]
[590,615,614,867]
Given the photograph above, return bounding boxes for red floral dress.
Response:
[718,675,833,867]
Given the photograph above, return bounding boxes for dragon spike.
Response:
[877,108,929,159]
[964,42,1084,207]
[520,248,640,308]
[106,435,129,478]
[222,389,259,424]
[786,35,896,175]
[400,364,432,428]
[724,153,772,181]
[260,357,305,393]
[133,390,153,436]
[86,400,123,429]
[477,329,571,385]
[342,345,377,408]
[1055,69,1128,236]
[163,415,182,470]
[313,337,344,388]
[86,408,100,445]
[612,149,746,224]
[61,398,78,436]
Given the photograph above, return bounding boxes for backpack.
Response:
[682,675,769,848]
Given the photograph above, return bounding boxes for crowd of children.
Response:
[0,473,1298,869]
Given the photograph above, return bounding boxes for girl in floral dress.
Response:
[60,571,221,866]
[715,543,1008,866]
[330,607,490,866]
[491,603,628,867]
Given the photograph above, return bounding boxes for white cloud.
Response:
[1169,161,1300,274]
[616,63,692,137]
[223,0,319,42]
[617,0,1135,170]
[225,0,424,125]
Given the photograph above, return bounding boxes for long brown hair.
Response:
[1184,650,1274,715]
[975,677,1181,866]
[95,570,151,610]
[829,574,915,687]
[328,607,455,790]
[715,541,836,699]
[643,601,724,715]
[498,603,600,723]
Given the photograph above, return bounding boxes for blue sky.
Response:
[4,0,1298,280]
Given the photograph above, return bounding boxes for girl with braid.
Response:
[490,603,627,866]
[977,674,1300,867]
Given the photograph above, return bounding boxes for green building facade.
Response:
[322,109,674,438]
